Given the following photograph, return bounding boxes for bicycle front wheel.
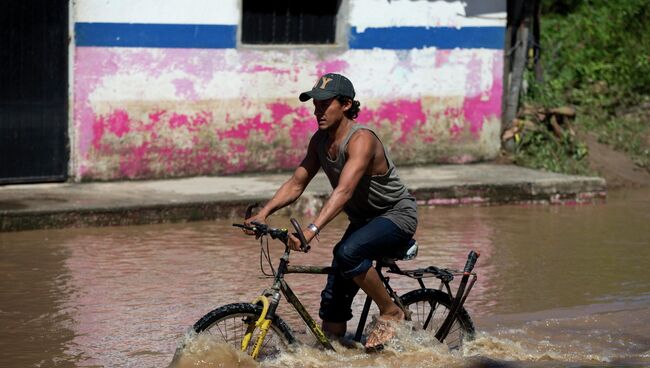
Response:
[400,288,475,350]
[192,303,295,361]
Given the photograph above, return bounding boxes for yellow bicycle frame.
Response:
[240,295,272,359]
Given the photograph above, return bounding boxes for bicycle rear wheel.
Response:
[399,288,475,350]
[192,303,295,361]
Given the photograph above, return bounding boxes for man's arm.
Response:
[251,134,321,220]
[301,130,376,242]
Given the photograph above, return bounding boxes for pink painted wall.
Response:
[73,48,503,180]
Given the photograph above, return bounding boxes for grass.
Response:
[514,0,650,175]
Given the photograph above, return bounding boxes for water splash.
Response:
[172,324,643,368]
[171,332,257,368]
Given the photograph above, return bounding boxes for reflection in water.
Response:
[0,232,75,367]
[0,188,648,367]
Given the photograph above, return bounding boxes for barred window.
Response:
[241,1,340,45]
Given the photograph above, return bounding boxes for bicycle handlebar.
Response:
[232,218,310,253]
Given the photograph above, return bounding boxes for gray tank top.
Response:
[316,124,418,234]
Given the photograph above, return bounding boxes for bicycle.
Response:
[182,207,480,361]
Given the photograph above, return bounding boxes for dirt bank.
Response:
[579,130,650,188]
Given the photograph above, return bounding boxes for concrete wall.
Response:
[72,0,506,181]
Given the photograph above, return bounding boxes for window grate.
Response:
[242,0,340,45]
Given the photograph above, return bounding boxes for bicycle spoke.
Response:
[234,319,239,347]
[444,323,462,348]
[429,303,442,331]
[401,289,474,351]
[214,320,226,340]
[423,301,435,330]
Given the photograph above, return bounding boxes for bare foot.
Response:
[364,308,405,350]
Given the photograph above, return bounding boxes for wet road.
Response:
[1,188,648,367]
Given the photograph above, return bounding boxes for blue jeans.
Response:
[319,217,413,323]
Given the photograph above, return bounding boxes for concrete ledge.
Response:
[1,200,259,232]
[0,164,606,232]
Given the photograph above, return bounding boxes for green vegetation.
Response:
[515,124,590,174]
[515,0,650,174]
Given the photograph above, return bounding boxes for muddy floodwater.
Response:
[1,188,649,367]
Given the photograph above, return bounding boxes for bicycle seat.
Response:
[381,239,418,264]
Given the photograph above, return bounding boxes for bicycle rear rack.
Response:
[384,252,480,343]
[389,265,455,283]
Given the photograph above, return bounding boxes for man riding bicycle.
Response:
[245,73,418,350]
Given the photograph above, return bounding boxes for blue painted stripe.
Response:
[75,23,503,50]
[75,23,237,48]
[349,26,505,50]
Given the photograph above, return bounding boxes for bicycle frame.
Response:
[241,246,479,359]
[233,217,479,358]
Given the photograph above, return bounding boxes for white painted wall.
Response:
[349,0,506,31]
[74,0,239,24]
[74,0,505,28]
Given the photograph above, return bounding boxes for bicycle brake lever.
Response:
[245,203,259,219]
[290,233,311,252]
[290,218,310,253]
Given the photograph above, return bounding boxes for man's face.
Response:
[313,97,350,131]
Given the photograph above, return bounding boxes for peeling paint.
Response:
[74,46,503,180]
[316,59,349,77]
[171,78,199,101]
[81,96,500,180]
[462,53,503,135]
[357,100,427,143]
[242,65,291,75]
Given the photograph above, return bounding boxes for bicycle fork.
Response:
[241,295,274,359]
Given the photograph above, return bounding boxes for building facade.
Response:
[1,0,506,183]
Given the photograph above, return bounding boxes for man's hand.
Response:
[287,227,317,252]
[243,213,267,237]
